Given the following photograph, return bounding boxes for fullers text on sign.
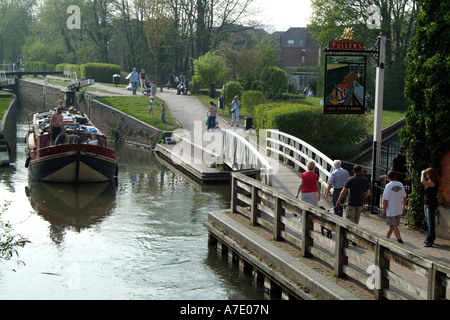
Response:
[329,41,364,51]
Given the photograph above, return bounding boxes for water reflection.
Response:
[25,180,117,244]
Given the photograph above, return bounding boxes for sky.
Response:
[255,0,313,33]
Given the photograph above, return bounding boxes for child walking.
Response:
[148,96,155,118]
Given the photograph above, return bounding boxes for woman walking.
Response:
[296,160,320,206]
[421,167,439,247]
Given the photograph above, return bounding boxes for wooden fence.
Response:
[231,172,449,300]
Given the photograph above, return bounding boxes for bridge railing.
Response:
[231,172,450,300]
[222,129,273,185]
[264,129,334,191]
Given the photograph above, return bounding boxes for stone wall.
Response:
[18,79,66,112]
[1,94,17,151]
[80,94,162,149]
[18,79,162,149]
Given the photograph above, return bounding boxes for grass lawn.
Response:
[96,96,180,132]
[0,92,13,119]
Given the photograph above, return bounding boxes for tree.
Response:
[400,0,450,226]
[218,33,281,93]
[143,0,171,84]
[0,0,35,63]
[190,51,228,93]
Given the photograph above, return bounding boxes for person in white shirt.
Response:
[88,133,98,145]
[382,170,407,244]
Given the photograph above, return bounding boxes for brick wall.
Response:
[437,150,450,239]
[440,150,450,204]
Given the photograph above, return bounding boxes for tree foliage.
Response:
[400,0,450,226]
[0,201,30,263]
[190,51,228,93]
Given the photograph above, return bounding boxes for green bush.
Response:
[55,63,83,78]
[81,63,121,83]
[255,103,368,159]
[241,90,265,114]
[280,92,306,101]
[261,66,288,99]
[191,51,227,94]
[24,61,55,72]
[224,81,243,112]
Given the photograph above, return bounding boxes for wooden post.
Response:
[428,266,446,300]
[374,242,390,300]
[301,209,313,258]
[250,185,258,226]
[231,175,238,213]
[334,225,348,277]
[273,197,285,241]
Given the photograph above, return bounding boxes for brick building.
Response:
[272,27,320,93]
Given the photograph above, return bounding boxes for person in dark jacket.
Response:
[421,167,440,247]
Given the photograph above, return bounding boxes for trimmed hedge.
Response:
[241,90,265,115]
[81,63,121,83]
[255,103,368,160]
[224,81,243,112]
[24,61,55,72]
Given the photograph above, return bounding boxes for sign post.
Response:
[323,30,386,213]
[371,35,386,212]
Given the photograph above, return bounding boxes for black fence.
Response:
[342,144,410,214]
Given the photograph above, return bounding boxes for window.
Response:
[299,40,304,46]
[287,40,294,45]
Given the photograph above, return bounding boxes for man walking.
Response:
[325,160,350,217]
[382,171,407,244]
[130,67,139,95]
[336,164,371,225]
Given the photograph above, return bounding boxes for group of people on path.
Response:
[128,68,157,96]
[167,74,190,95]
[205,95,241,131]
[295,148,440,248]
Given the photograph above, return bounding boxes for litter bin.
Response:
[113,74,121,87]
[245,117,253,130]
[209,83,215,98]
[218,97,224,109]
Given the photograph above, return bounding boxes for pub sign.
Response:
[323,55,367,114]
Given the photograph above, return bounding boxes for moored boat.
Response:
[328,72,357,106]
[25,107,118,182]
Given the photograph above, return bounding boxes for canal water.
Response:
[0,120,267,299]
